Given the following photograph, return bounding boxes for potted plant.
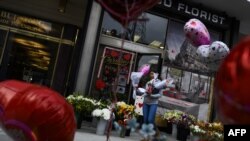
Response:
[190,121,223,141]
[174,111,196,141]
[114,101,136,137]
[66,92,100,128]
[66,93,84,128]
[92,108,111,135]
[163,110,183,134]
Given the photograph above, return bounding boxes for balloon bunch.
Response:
[184,18,230,70]
[0,80,76,141]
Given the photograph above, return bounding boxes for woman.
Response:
[142,71,162,125]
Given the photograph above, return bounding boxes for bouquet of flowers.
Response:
[176,112,196,128]
[115,101,136,126]
[92,108,111,120]
[190,120,224,141]
[163,110,183,122]
[66,92,105,114]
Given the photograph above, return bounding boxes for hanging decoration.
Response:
[196,41,230,70]
[207,41,230,61]
[196,44,210,62]
[215,37,250,124]
[0,80,76,141]
[96,0,160,26]
[184,18,211,47]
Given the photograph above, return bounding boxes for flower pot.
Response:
[176,124,190,141]
[75,112,83,129]
[120,126,126,138]
[190,135,200,141]
[96,118,108,135]
[165,122,173,134]
[172,124,177,138]
[125,129,131,136]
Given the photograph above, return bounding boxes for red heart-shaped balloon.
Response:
[96,0,160,26]
[0,80,76,141]
[215,37,250,124]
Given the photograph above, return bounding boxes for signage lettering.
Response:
[0,10,62,37]
[104,57,129,66]
[159,0,227,25]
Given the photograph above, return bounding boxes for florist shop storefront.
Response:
[77,0,239,123]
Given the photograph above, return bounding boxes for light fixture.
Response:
[149,40,162,48]
[247,0,250,2]
[14,38,45,49]
[133,35,141,42]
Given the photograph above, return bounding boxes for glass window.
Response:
[164,20,222,73]
[101,12,168,49]
[5,33,58,86]
[161,66,213,121]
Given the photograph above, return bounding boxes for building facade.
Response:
[75,0,240,121]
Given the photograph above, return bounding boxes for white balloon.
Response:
[196,45,210,62]
[208,41,230,61]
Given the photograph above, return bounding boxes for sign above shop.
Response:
[158,0,230,27]
[0,10,63,37]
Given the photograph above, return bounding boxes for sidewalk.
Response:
[0,123,181,141]
[0,127,140,141]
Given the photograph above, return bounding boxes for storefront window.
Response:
[164,20,222,73]
[161,66,213,121]
[102,12,168,49]
[5,33,58,86]
[160,19,222,121]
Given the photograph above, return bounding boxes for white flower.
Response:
[92,109,102,117]
[92,108,111,120]
[102,108,111,120]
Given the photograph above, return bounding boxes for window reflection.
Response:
[102,12,168,49]
[161,66,213,121]
[164,20,222,73]
[6,33,58,86]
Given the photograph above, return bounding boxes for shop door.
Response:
[0,29,9,65]
[0,32,59,87]
[135,53,162,74]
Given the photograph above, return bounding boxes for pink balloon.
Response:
[138,64,150,76]
[184,19,211,47]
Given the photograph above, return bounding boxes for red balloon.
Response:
[96,0,160,26]
[215,37,250,124]
[0,80,76,141]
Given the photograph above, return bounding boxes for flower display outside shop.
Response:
[113,101,137,137]
[190,121,224,141]
[66,92,107,114]
[163,110,196,126]
[163,110,184,122]
[92,108,111,120]
[115,101,136,121]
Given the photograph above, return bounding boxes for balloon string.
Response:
[106,15,128,141]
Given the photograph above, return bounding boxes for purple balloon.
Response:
[184,19,211,47]
[138,64,150,76]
